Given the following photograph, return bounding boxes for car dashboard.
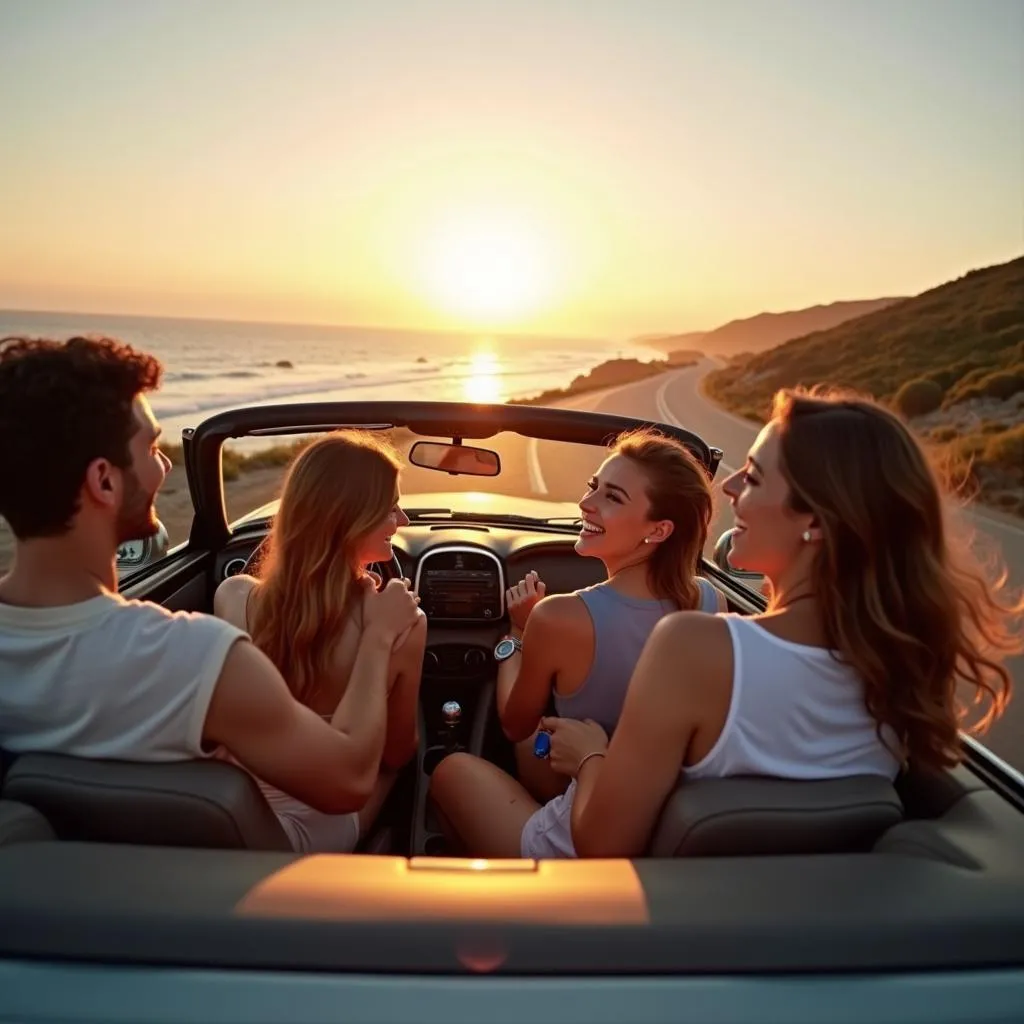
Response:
[217,518,606,659]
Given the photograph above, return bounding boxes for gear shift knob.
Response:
[440,700,462,756]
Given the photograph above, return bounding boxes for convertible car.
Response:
[1,400,1023,1024]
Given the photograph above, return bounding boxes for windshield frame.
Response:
[182,400,723,549]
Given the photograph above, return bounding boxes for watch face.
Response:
[494,638,517,661]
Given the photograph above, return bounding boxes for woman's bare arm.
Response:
[497,595,588,743]
[569,612,732,857]
[381,610,427,769]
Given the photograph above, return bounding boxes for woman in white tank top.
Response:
[213,430,426,853]
[540,386,1022,858]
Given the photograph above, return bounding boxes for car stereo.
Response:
[413,546,505,622]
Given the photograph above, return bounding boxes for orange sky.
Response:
[1,1,1021,338]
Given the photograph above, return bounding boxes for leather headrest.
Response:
[648,775,904,857]
[0,800,56,846]
[2,754,292,852]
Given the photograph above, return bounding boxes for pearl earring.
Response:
[802,530,812,542]
[643,537,650,544]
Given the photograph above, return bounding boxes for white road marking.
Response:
[655,373,737,475]
[526,437,549,495]
[523,376,654,497]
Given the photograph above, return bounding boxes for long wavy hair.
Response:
[611,427,714,610]
[248,430,402,705]
[772,385,1023,773]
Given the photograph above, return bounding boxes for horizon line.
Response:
[2,250,1019,344]
[0,305,610,346]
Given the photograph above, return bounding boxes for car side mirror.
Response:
[408,441,501,477]
[712,528,764,583]
[116,520,170,578]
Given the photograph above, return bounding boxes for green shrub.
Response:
[981,367,1024,401]
[926,367,959,391]
[221,449,243,482]
[948,365,1024,406]
[982,308,1021,333]
[894,377,943,417]
[159,442,183,465]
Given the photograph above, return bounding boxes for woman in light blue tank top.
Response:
[428,427,723,858]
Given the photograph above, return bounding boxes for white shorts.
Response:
[276,808,361,854]
[520,779,579,859]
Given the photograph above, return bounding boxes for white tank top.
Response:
[684,615,901,781]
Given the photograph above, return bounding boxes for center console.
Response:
[413,546,505,622]
[419,640,496,773]
[413,642,501,854]
[409,544,510,854]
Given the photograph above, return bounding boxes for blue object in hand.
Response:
[533,730,551,759]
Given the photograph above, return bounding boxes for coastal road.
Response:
[399,360,1024,770]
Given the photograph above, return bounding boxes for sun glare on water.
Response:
[420,209,555,325]
[463,350,503,403]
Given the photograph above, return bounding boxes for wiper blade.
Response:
[407,509,580,528]
[403,507,454,517]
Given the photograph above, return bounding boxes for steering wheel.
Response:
[368,552,405,588]
[241,539,404,591]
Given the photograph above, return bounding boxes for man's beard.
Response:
[116,468,160,544]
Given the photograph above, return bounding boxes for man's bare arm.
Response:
[203,637,390,813]
[204,578,421,813]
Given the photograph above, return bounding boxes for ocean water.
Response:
[0,310,649,449]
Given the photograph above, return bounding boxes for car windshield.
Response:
[168,424,731,554]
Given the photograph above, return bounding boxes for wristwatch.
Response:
[494,635,523,661]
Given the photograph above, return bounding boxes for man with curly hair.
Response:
[0,336,422,827]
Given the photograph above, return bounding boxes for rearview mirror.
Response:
[712,528,764,583]
[116,520,170,578]
[408,441,501,477]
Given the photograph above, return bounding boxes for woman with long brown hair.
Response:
[214,429,426,852]
[540,386,1023,858]
[428,427,724,858]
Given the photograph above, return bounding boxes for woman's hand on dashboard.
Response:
[506,570,547,631]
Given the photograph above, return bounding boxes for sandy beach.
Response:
[0,464,285,573]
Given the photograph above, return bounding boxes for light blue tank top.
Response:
[553,577,719,736]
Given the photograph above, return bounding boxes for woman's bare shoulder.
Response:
[649,610,734,676]
[531,592,593,633]
[213,573,258,628]
[657,607,731,635]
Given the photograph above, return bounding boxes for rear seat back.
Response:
[0,754,56,846]
[0,800,56,846]
[2,754,292,851]
[649,775,904,857]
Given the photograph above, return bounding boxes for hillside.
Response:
[704,255,1024,515]
[509,356,687,406]
[641,297,905,359]
[637,329,708,352]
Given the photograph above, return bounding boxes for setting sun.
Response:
[420,210,556,325]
